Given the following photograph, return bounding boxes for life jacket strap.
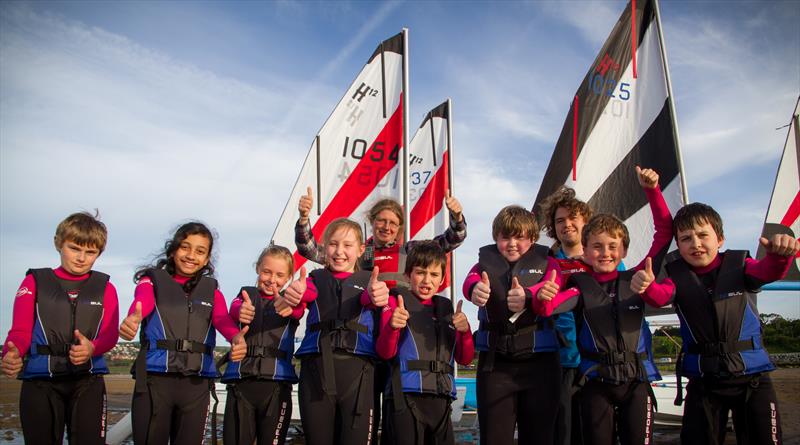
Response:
[154,339,213,354]
[36,343,72,356]
[685,338,756,356]
[308,319,368,334]
[406,360,454,374]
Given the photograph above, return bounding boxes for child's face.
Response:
[325,228,365,273]
[408,263,445,300]
[257,255,291,296]
[676,221,724,268]
[58,240,101,275]
[372,209,401,246]
[555,207,586,249]
[583,231,627,274]
[173,234,211,277]
[496,233,533,262]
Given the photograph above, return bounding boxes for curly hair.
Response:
[538,187,593,241]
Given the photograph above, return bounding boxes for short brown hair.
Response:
[255,244,294,276]
[539,187,593,240]
[582,214,630,248]
[492,205,539,241]
[367,198,404,227]
[404,241,447,276]
[673,203,724,240]
[54,211,108,252]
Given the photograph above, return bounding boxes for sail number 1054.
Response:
[342,137,400,162]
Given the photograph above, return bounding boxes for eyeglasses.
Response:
[374,218,400,229]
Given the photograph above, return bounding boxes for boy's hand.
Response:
[2,342,23,378]
[230,326,249,362]
[471,272,491,307]
[390,296,409,330]
[631,257,655,294]
[507,277,526,312]
[761,235,800,257]
[636,165,659,189]
[283,267,307,307]
[445,189,464,222]
[537,270,560,302]
[298,187,313,223]
[368,267,389,307]
[452,301,469,333]
[69,330,95,366]
[119,302,143,341]
[238,290,256,324]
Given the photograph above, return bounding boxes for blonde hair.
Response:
[255,245,294,277]
[54,211,108,252]
[322,218,364,271]
[492,205,539,242]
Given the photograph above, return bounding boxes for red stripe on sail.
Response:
[572,95,579,181]
[780,190,800,228]
[293,95,404,272]
[409,152,450,239]
[631,0,638,79]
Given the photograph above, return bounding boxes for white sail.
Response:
[759,96,800,289]
[533,0,687,268]
[270,31,407,274]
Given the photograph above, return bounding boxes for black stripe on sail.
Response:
[586,99,679,222]
[429,115,438,167]
[369,32,404,63]
[418,101,449,129]
[533,0,656,211]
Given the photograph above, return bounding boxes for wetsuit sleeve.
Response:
[455,327,475,366]
[302,275,319,303]
[744,254,793,289]
[295,219,326,264]
[642,277,676,307]
[90,282,120,355]
[376,296,401,360]
[290,302,307,320]
[212,289,241,342]
[433,214,468,253]
[129,278,156,318]
[533,287,580,317]
[462,263,481,302]
[634,186,674,272]
[2,274,37,357]
[229,294,242,321]
[524,257,562,309]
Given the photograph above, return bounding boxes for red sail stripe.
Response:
[409,152,450,239]
[293,95,404,273]
[779,190,800,228]
[572,95,579,181]
[631,0,638,79]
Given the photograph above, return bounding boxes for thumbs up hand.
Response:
[69,330,95,366]
[444,189,464,222]
[452,300,469,333]
[273,284,293,318]
[238,290,256,324]
[2,341,23,378]
[283,267,307,307]
[631,257,655,294]
[390,296,409,330]
[299,186,314,221]
[537,270,560,302]
[230,325,249,362]
[119,302,143,341]
[471,271,491,307]
[761,234,800,257]
[636,165,659,189]
[507,277,527,312]
[368,267,389,307]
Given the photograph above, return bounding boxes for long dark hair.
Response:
[135,222,216,293]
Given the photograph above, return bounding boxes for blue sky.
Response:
[1,0,798,339]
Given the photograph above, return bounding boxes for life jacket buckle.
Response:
[175,339,193,352]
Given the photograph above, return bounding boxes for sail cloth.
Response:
[270,31,407,273]
[532,0,687,267]
[759,97,800,291]
[408,100,454,293]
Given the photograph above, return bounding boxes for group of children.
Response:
[2,164,798,445]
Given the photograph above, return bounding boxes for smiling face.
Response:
[371,209,401,246]
[676,221,724,268]
[583,231,627,274]
[555,207,587,249]
[58,240,101,275]
[408,263,445,300]
[325,227,365,273]
[496,233,533,263]
[256,254,292,296]
[172,234,211,277]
